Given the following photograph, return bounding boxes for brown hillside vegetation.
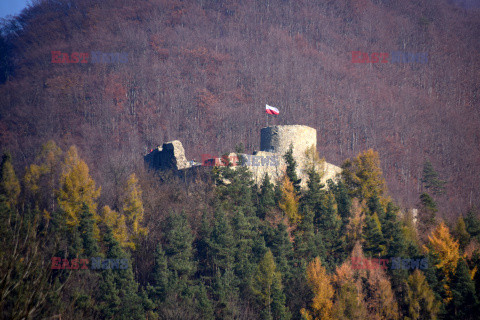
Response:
[1,0,479,217]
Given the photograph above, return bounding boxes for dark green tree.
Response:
[78,203,99,257]
[214,164,256,216]
[465,209,480,240]
[147,244,169,305]
[294,210,323,263]
[258,173,276,219]
[0,196,62,319]
[363,213,386,256]
[265,222,294,282]
[196,212,214,280]
[302,167,324,215]
[367,194,386,223]
[421,160,446,195]
[164,211,196,295]
[96,229,144,319]
[418,192,438,240]
[447,259,478,319]
[318,193,341,250]
[210,209,235,273]
[383,202,407,257]
[284,144,301,193]
[328,179,352,234]
[196,283,215,320]
[232,210,256,291]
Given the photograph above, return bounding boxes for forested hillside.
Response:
[0,0,479,216]
[1,1,480,318]
[1,143,480,319]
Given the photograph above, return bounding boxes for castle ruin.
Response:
[145,125,342,187]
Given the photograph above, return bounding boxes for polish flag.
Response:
[266,104,279,115]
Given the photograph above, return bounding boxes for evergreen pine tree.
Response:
[196,283,215,320]
[383,202,407,257]
[96,228,144,319]
[78,203,99,257]
[164,211,196,295]
[421,160,446,195]
[294,210,324,263]
[328,179,352,234]
[267,222,294,282]
[363,213,386,256]
[210,208,235,273]
[464,209,480,241]
[258,173,276,219]
[367,194,386,223]
[197,212,214,280]
[302,167,324,215]
[213,267,239,318]
[448,259,478,319]
[215,164,256,216]
[147,244,170,304]
[418,193,438,240]
[318,193,342,257]
[232,210,256,292]
[284,144,301,192]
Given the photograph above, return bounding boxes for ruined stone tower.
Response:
[253,125,340,187]
[260,125,317,164]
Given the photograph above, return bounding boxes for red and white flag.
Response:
[266,104,279,115]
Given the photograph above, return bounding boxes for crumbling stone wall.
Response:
[145,125,342,188]
[144,140,192,171]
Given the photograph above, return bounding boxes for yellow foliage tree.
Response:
[279,175,301,224]
[24,140,62,211]
[301,257,335,320]
[423,222,460,301]
[122,173,148,239]
[332,262,367,320]
[0,153,21,208]
[342,149,386,201]
[405,270,440,320]
[101,205,132,249]
[57,146,101,227]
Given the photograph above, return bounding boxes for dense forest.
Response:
[0,0,479,216]
[1,142,480,319]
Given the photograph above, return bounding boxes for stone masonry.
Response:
[144,125,342,188]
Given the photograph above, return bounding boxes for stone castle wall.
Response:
[145,125,342,188]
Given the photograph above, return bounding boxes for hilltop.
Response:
[1,0,479,218]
